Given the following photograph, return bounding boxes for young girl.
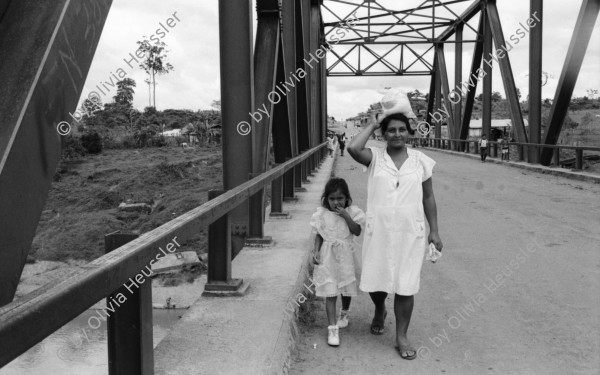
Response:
[310,178,365,347]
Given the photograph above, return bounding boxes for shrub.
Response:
[61,135,87,159]
[80,131,103,154]
[121,134,138,149]
[153,135,168,147]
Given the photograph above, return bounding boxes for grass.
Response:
[32,145,223,261]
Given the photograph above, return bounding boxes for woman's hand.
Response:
[371,112,382,130]
[428,231,443,252]
[312,250,321,265]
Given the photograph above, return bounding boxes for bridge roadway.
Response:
[290,141,600,374]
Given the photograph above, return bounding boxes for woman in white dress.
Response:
[347,111,443,360]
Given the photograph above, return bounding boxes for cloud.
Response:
[79,0,599,121]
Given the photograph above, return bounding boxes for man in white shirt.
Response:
[478,134,488,162]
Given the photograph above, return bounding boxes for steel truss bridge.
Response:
[0,0,598,372]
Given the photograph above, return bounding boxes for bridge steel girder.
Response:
[284,0,300,156]
[426,71,436,128]
[486,0,527,143]
[295,0,311,153]
[271,0,298,164]
[253,0,280,172]
[460,14,484,140]
[434,44,455,141]
[528,0,543,164]
[540,0,599,165]
[454,23,463,138]
[434,59,442,141]
[0,0,112,306]
[438,0,483,41]
[218,0,253,238]
[482,7,492,140]
[310,1,322,148]
[250,0,280,239]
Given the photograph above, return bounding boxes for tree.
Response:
[136,38,174,108]
[476,91,503,102]
[586,89,598,100]
[211,100,221,111]
[113,78,136,108]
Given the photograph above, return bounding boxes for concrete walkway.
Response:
[291,141,600,375]
[153,152,334,375]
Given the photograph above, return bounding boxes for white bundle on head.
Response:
[380,88,416,119]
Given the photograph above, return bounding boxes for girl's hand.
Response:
[428,231,443,252]
[333,206,350,219]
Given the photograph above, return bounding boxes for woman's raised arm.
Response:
[347,120,378,166]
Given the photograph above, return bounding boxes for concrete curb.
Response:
[266,235,315,375]
[269,155,336,375]
[422,147,600,184]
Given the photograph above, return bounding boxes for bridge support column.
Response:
[270,172,290,218]
[219,0,253,239]
[247,173,274,246]
[529,0,543,163]
[482,6,493,140]
[203,190,249,296]
[294,162,306,192]
[283,157,298,201]
[301,157,310,183]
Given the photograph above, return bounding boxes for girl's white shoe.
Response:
[336,309,349,328]
[327,325,340,346]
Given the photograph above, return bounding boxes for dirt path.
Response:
[291,140,600,375]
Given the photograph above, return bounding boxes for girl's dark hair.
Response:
[321,178,352,210]
[379,113,414,135]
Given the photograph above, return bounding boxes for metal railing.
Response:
[0,142,328,373]
[412,137,600,170]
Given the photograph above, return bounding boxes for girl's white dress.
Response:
[360,147,436,295]
[310,205,366,297]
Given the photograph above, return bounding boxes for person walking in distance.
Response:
[479,134,488,162]
[339,134,347,156]
[327,134,335,157]
[500,136,509,161]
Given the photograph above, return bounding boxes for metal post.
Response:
[529,0,543,163]
[105,232,153,375]
[553,148,560,167]
[301,157,310,183]
[454,23,463,138]
[247,173,273,246]
[203,190,248,295]
[283,157,297,201]
[294,161,305,192]
[270,174,290,218]
[575,149,583,170]
[482,7,493,140]
[219,0,253,237]
[434,67,442,147]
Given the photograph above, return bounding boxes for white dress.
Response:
[310,205,366,297]
[359,147,436,295]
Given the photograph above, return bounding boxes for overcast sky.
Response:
[80,0,600,121]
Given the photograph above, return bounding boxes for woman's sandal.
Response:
[396,344,417,360]
[370,310,387,335]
